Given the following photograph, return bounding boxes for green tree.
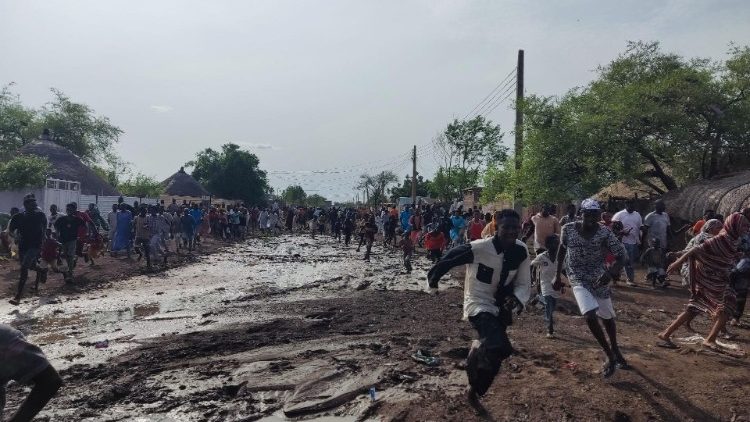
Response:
[0,155,51,190]
[281,185,307,205]
[516,41,750,203]
[370,171,398,204]
[355,174,374,204]
[433,116,506,200]
[118,173,164,198]
[306,194,328,207]
[0,85,124,177]
[39,89,123,166]
[480,160,516,204]
[389,174,432,201]
[0,84,37,159]
[188,143,270,205]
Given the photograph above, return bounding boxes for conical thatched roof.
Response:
[662,171,750,221]
[161,167,210,197]
[19,140,120,196]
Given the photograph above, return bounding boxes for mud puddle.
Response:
[2,235,464,421]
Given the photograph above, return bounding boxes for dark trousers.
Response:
[136,237,151,266]
[344,231,352,246]
[467,312,513,396]
[17,247,40,299]
[733,273,749,321]
[428,249,442,263]
[403,250,412,272]
[543,295,557,334]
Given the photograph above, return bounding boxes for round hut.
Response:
[662,171,750,222]
[19,138,120,196]
[161,167,211,205]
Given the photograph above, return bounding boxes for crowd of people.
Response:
[2,192,750,418]
[425,199,750,410]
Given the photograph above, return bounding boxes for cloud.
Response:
[149,105,173,113]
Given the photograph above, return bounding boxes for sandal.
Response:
[656,340,679,349]
[601,359,616,378]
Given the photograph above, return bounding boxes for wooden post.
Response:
[411,145,417,208]
[513,49,524,214]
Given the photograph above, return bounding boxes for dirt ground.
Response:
[1,234,749,422]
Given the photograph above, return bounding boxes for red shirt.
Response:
[75,211,93,239]
[424,232,446,251]
[468,220,485,241]
[41,238,59,261]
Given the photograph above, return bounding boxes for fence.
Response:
[78,195,160,212]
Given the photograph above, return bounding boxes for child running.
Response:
[398,229,414,273]
[641,237,668,288]
[531,234,562,338]
[424,226,447,263]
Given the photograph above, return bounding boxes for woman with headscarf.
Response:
[679,219,723,286]
[658,213,750,350]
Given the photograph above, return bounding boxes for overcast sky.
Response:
[2,0,749,201]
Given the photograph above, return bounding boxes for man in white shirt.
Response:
[427,209,530,411]
[612,200,643,286]
[643,200,671,250]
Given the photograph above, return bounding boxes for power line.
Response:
[474,77,517,117]
[481,87,517,117]
[462,67,517,120]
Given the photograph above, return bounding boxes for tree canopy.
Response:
[356,171,398,205]
[496,41,750,205]
[306,194,328,208]
[188,143,270,205]
[0,85,123,166]
[389,174,432,201]
[432,116,506,201]
[0,155,52,191]
[118,173,164,198]
[281,185,307,205]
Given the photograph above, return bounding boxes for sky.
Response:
[2,0,749,202]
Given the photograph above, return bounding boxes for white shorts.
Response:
[572,286,615,319]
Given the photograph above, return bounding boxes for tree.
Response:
[39,89,123,166]
[306,194,328,207]
[281,185,307,205]
[188,143,270,205]
[480,160,516,204]
[0,85,124,172]
[370,171,398,204]
[433,116,507,200]
[515,41,750,203]
[389,174,432,201]
[355,174,374,204]
[118,173,163,198]
[0,155,51,190]
[0,84,37,159]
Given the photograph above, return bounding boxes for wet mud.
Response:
[1,235,749,421]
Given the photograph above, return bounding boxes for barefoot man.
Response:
[553,198,629,378]
[427,209,531,411]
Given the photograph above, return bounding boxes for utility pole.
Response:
[411,145,417,208]
[514,49,524,213]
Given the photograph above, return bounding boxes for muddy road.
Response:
[2,235,749,421]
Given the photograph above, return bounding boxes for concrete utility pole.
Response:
[411,145,417,207]
[514,49,524,213]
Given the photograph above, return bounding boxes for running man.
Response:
[427,209,531,411]
[554,198,629,377]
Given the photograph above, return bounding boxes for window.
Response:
[47,180,57,189]
[58,181,69,190]
[70,182,79,191]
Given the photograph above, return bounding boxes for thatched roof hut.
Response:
[161,167,210,197]
[19,140,120,196]
[662,171,750,221]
